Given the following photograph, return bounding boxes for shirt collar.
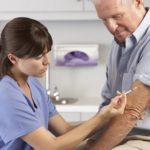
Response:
[115,8,150,53]
[133,7,150,43]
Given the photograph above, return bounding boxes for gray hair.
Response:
[93,0,144,7]
[93,0,133,5]
[120,0,133,5]
[121,0,145,7]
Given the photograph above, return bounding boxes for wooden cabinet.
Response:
[81,112,95,121]
[60,112,81,122]
[55,97,99,122]
[0,0,149,20]
[0,0,98,20]
[59,112,95,122]
[145,0,150,6]
[0,0,82,12]
[84,0,95,11]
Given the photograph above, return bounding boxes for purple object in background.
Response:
[64,51,89,61]
[55,50,98,67]
[54,44,99,67]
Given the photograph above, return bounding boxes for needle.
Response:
[124,86,138,95]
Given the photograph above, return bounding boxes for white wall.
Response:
[40,20,113,99]
[0,20,113,99]
[42,20,112,45]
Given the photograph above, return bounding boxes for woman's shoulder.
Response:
[0,76,25,107]
[0,75,19,92]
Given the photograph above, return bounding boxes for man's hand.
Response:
[84,81,150,150]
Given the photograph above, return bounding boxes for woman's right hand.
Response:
[99,93,127,119]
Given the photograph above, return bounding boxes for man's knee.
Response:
[112,140,150,150]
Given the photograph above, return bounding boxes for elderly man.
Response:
[84,0,150,150]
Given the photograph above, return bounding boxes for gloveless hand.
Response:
[99,93,127,118]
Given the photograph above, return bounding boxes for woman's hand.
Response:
[99,93,127,119]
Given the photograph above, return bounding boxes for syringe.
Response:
[124,87,138,95]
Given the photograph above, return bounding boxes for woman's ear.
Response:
[7,53,18,65]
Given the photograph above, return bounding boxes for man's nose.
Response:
[105,19,118,34]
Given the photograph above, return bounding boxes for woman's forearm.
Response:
[54,113,107,150]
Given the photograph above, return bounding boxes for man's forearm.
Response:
[88,81,150,150]
[91,113,137,150]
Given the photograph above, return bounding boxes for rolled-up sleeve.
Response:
[134,47,150,86]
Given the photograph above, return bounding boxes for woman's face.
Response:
[15,49,50,77]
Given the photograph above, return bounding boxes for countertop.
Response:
[55,97,100,113]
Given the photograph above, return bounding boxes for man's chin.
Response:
[115,36,126,44]
[115,32,130,43]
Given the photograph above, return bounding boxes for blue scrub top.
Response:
[0,75,58,150]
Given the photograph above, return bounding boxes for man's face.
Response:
[94,0,142,43]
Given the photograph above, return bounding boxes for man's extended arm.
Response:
[86,80,150,150]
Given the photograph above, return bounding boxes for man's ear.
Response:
[7,53,19,65]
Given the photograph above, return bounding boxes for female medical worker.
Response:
[0,17,126,150]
